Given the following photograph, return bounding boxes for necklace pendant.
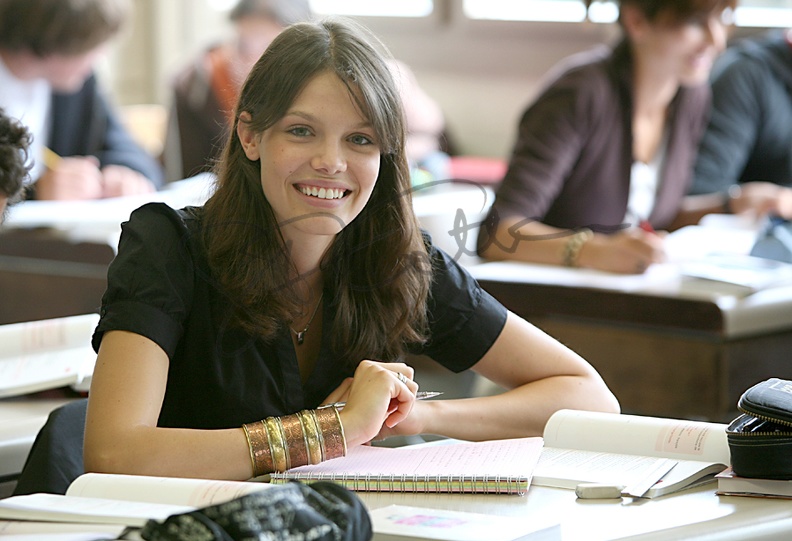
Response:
[295,330,306,345]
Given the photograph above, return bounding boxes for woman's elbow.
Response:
[585,375,621,414]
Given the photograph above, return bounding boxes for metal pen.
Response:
[330,391,443,410]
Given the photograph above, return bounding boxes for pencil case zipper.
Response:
[726,412,792,438]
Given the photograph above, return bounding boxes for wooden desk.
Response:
[0,175,214,325]
[470,261,792,423]
[0,229,113,325]
[359,482,792,541]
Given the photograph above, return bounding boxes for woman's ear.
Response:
[237,112,261,161]
[620,4,650,42]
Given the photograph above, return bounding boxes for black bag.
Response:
[139,481,372,541]
[726,378,792,480]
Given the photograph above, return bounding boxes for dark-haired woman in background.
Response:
[479,0,736,274]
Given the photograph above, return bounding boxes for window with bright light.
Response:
[308,0,434,17]
[464,0,592,23]
[735,0,792,27]
[463,0,792,27]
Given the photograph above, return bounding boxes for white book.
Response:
[0,314,99,398]
[716,467,792,499]
[532,409,730,498]
[679,254,792,291]
[0,519,125,540]
[0,473,272,527]
[369,504,560,541]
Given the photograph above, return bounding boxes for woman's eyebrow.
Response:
[284,110,374,131]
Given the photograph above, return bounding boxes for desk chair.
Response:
[13,398,87,495]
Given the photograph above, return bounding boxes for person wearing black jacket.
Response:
[689,29,792,220]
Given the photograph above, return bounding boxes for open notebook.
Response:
[270,437,543,494]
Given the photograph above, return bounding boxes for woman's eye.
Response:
[685,14,709,28]
[349,134,374,146]
[288,126,312,137]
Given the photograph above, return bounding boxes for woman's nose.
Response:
[312,140,346,175]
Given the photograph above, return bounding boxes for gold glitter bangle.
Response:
[243,421,273,477]
[280,413,309,469]
[276,417,291,471]
[298,409,324,464]
[265,417,288,472]
[241,424,256,476]
[562,228,593,267]
[316,405,347,460]
[332,405,347,457]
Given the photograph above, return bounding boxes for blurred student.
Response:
[687,28,792,221]
[478,0,734,274]
[0,107,31,220]
[388,59,451,185]
[165,0,313,180]
[0,0,163,201]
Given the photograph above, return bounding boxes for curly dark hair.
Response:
[0,108,32,214]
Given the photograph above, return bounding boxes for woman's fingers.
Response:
[322,377,354,405]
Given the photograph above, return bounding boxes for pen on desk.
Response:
[42,146,62,170]
[330,391,443,410]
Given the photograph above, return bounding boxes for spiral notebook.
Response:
[269,437,543,494]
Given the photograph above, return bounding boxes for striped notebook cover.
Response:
[269,437,542,494]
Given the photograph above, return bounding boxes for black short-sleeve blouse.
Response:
[93,203,507,429]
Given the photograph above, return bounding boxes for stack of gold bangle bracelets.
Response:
[242,405,347,477]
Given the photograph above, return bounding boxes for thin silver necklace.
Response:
[289,292,323,346]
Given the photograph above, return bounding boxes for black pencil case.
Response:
[726,378,792,480]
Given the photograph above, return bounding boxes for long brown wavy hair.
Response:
[203,18,431,364]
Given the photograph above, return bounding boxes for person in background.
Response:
[0,0,163,201]
[686,28,792,222]
[0,107,31,220]
[478,0,734,274]
[82,18,618,483]
[387,59,451,185]
[164,0,313,181]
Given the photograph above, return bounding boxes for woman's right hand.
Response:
[730,182,792,220]
[577,229,666,274]
[36,156,104,200]
[331,360,418,447]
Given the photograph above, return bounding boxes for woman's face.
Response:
[238,71,381,242]
[39,45,106,92]
[234,16,284,78]
[632,8,729,87]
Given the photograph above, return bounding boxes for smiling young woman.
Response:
[78,17,619,483]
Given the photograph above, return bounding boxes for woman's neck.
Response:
[283,230,332,291]
[630,50,677,164]
[631,57,678,116]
